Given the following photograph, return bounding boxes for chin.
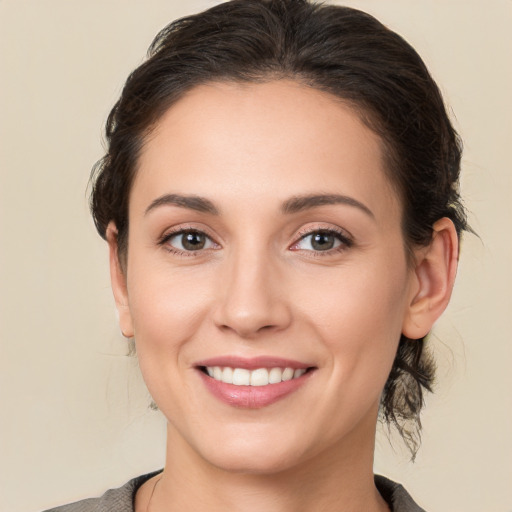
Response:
[191,428,310,475]
[206,447,302,475]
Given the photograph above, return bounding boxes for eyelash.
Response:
[291,227,353,256]
[157,226,353,257]
[158,227,219,257]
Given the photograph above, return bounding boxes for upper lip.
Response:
[194,356,314,370]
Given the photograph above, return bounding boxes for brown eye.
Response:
[310,232,336,250]
[181,231,206,250]
[292,229,351,252]
[166,230,215,252]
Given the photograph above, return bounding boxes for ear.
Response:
[106,222,134,338]
[402,218,459,340]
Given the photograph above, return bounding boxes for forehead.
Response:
[133,80,400,222]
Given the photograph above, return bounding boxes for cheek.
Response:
[126,259,214,357]
[296,258,410,383]
[124,261,218,418]
[299,258,408,334]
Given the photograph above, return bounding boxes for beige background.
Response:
[1,1,511,511]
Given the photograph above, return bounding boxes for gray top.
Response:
[43,472,426,512]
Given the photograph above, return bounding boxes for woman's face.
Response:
[113,80,420,473]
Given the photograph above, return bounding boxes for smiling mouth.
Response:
[199,366,314,386]
[196,358,316,408]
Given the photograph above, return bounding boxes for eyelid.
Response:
[158,222,218,241]
[157,224,221,255]
[289,225,354,252]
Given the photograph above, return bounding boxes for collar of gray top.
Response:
[42,471,427,512]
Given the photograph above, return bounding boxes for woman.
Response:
[46,0,467,510]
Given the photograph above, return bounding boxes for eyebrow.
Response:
[281,194,374,218]
[145,194,219,215]
[144,192,374,218]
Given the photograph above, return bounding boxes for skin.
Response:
[107,80,458,512]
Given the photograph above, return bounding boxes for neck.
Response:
[147,417,389,512]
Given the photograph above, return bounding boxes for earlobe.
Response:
[106,222,134,338]
[402,218,459,340]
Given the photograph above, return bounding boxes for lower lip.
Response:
[197,370,313,409]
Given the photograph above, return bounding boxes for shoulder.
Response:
[375,475,427,512]
[42,471,162,512]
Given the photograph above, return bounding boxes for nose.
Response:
[212,247,292,339]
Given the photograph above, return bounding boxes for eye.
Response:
[291,229,352,252]
[163,230,217,252]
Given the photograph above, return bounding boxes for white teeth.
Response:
[268,367,283,384]
[205,366,308,386]
[232,368,251,385]
[250,368,269,386]
[213,366,222,381]
[221,367,233,384]
[282,367,294,381]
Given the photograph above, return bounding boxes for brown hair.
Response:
[90,0,468,456]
